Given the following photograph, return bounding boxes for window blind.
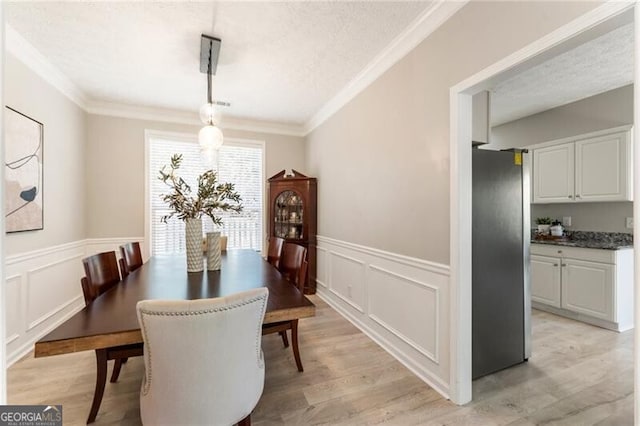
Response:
[149,137,263,255]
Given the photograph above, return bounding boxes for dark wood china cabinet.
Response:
[268,170,317,294]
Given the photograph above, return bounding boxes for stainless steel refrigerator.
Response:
[472,148,531,380]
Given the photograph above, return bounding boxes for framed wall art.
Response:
[5,106,43,233]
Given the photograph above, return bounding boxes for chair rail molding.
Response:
[315,235,450,399]
[5,237,145,366]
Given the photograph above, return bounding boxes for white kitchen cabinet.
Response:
[530,244,633,332]
[533,143,574,203]
[531,126,632,204]
[575,131,632,202]
[531,255,561,308]
[561,259,614,321]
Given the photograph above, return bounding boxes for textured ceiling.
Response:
[491,23,634,126]
[6,1,432,125]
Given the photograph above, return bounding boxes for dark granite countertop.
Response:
[531,230,633,251]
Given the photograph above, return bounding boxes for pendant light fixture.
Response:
[199,35,223,152]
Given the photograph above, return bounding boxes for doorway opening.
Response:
[449,4,638,421]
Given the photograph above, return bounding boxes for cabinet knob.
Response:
[561,264,567,267]
[568,195,573,199]
[557,250,562,253]
[576,194,581,198]
[553,263,558,267]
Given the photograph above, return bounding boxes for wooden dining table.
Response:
[34,249,316,422]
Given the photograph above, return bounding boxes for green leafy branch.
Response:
[158,154,243,225]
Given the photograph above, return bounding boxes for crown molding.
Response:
[86,100,200,125]
[6,0,465,139]
[303,0,468,135]
[6,24,89,109]
[86,100,306,137]
[5,23,305,137]
[221,116,306,137]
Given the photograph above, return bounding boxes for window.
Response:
[148,135,263,255]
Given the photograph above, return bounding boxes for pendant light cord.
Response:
[207,41,213,106]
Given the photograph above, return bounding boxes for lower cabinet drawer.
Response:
[531,243,615,264]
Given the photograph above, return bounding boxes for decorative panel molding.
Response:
[368,265,439,363]
[26,253,84,330]
[5,237,145,367]
[5,275,22,346]
[328,252,366,313]
[316,235,450,399]
[315,246,328,288]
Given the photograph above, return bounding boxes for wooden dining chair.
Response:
[81,251,121,305]
[267,237,285,268]
[119,241,143,279]
[81,251,144,423]
[137,288,268,426]
[277,243,307,288]
[264,243,307,372]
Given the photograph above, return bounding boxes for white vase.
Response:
[185,218,204,272]
[207,232,222,271]
[537,224,551,235]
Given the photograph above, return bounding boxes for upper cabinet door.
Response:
[575,131,632,202]
[533,143,575,203]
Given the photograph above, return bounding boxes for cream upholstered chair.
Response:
[136,288,269,426]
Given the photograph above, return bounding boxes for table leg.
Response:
[87,349,107,423]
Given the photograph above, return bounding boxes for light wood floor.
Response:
[8,296,633,425]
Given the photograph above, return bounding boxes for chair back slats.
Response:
[267,237,285,268]
[278,243,307,290]
[82,251,121,305]
[119,242,143,278]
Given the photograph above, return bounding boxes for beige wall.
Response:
[490,84,633,149]
[306,1,600,264]
[5,53,87,255]
[490,85,634,233]
[86,114,305,239]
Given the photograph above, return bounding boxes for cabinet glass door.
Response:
[274,191,304,239]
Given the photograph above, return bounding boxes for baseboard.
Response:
[7,296,84,366]
[317,288,450,399]
[532,302,630,332]
[315,236,450,400]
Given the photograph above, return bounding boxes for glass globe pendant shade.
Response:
[199,102,216,124]
[198,124,223,150]
[200,146,218,169]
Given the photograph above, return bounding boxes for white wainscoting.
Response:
[5,237,144,366]
[316,235,451,399]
